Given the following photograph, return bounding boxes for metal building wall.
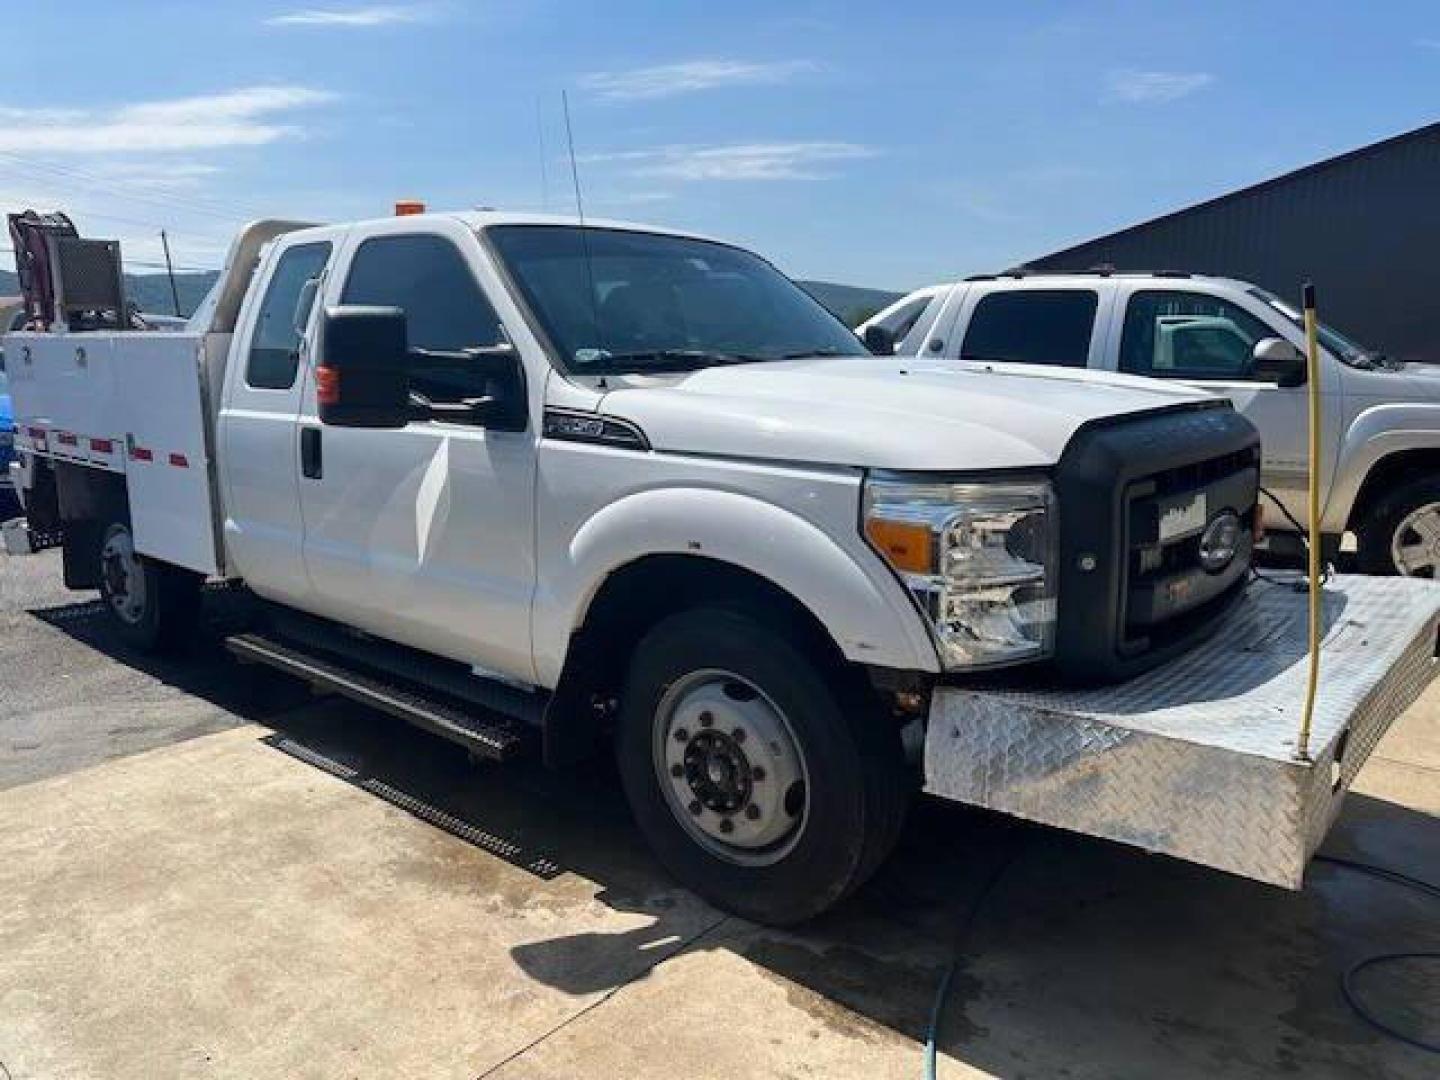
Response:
[1027,123,1440,364]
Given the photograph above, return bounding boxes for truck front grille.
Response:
[1049,403,1260,683]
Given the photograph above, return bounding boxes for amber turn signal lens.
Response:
[865,518,934,575]
[315,365,340,406]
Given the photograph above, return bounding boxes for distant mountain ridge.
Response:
[1,268,899,328]
[0,268,216,319]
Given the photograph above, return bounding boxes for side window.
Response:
[960,290,1098,367]
[878,295,932,340]
[341,234,503,404]
[246,242,331,390]
[1120,291,1277,380]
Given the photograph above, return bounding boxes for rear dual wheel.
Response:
[616,605,911,926]
[98,520,201,653]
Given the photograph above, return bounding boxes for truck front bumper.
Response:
[923,574,1440,889]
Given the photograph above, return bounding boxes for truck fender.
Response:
[1324,403,1440,532]
[532,486,940,687]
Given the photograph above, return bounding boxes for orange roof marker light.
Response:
[394,199,426,217]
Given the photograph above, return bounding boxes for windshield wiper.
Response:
[575,349,766,374]
[779,347,865,360]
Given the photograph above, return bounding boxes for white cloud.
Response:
[582,142,875,181]
[0,86,336,153]
[265,5,429,26]
[581,59,817,101]
[1104,69,1213,104]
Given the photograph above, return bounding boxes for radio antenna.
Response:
[562,89,605,356]
[562,89,587,225]
[535,96,550,212]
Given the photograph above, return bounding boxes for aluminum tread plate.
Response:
[924,574,1440,888]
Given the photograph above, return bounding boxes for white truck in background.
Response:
[860,274,1440,577]
[7,209,1437,923]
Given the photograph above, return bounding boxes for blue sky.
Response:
[5,1,1438,289]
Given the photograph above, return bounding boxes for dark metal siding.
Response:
[1027,123,1440,364]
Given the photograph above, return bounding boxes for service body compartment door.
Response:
[115,333,221,574]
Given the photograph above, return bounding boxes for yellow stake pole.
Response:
[1297,282,1323,761]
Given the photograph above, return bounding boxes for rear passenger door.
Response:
[954,286,1109,369]
[219,234,335,607]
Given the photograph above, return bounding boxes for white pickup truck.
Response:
[860,274,1440,577]
[8,211,1438,923]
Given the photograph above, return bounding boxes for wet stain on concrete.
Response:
[742,936,972,1048]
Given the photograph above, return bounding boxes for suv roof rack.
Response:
[965,268,1197,282]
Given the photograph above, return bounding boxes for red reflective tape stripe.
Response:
[90,438,115,453]
[130,446,153,462]
[56,432,78,446]
[168,453,189,468]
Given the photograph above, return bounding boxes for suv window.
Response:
[341,234,503,404]
[1120,290,1276,380]
[877,294,931,340]
[960,290,1097,367]
[246,241,331,390]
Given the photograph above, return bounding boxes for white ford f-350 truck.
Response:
[7,211,1439,924]
[860,274,1440,577]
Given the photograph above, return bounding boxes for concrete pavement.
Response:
[0,548,1436,1078]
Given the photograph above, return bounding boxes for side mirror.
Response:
[863,323,896,355]
[316,305,412,428]
[1252,337,1307,388]
[411,342,528,433]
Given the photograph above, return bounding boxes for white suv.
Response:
[864,274,1440,576]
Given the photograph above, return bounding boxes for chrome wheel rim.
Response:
[100,527,147,625]
[652,669,809,867]
[1390,502,1440,578]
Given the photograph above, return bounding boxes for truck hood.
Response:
[598,357,1213,471]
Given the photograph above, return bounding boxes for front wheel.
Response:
[98,521,201,652]
[1356,477,1440,578]
[616,605,911,925]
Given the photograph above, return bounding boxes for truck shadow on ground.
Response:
[27,592,1440,1079]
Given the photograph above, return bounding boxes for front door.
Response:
[1112,286,1342,527]
[218,235,335,607]
[297,221,538,683]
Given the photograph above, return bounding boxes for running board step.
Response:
[225,632,528,761]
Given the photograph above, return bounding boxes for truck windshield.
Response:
[487,225,868,373]
[1246,287,1386,369]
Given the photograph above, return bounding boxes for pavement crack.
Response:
[473,913,732,1079]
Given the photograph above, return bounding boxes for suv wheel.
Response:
[616,604,911,925]
[98,520,202,652]
[1356,477,1440,577]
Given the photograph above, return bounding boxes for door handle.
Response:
[300,427,322,479]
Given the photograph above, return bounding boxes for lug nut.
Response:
[699,711,714,728]
[670,763,684,778]
[732,727,746,743]
[688,799,702,816]
[719,818,735,834]
[674,728,689,743]
[745,804,761,820]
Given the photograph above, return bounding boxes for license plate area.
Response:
[1158,491,1207,542]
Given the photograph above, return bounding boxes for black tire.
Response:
[1355,476,1440,578]
[97,520,202,653]
[616,605,911,926]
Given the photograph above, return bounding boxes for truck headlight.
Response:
[863,476,1056,670]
